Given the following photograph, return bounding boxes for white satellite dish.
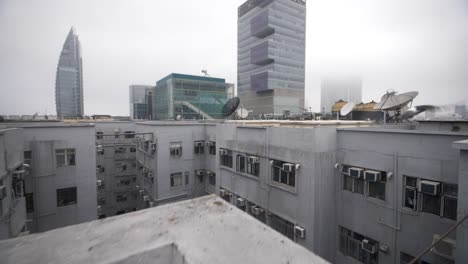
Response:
[375,91,419,111]
[236,108,249,119]
[340,102,355,116]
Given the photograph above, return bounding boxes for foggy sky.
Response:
[0,0,467,115]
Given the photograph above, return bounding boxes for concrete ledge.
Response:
[0,195,328,264]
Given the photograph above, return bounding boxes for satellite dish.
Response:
[222,97,240,118]
[376,91,419,111]
[236,107,249,119]
[340,102,355,116]
[400,105,438,121]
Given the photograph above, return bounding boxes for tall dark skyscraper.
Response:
[237,0,306,116]
[55,27,83,118]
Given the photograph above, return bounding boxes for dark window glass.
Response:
[280,170,288,184]
[209,173,216,186]
[273,167,280,182]
[56,187,77,207]
[406,176,417,187]
[404,188,417,210]
[288,173,295,187]
[237,155,246,173]
[443,183,458,196]
[344,175,353,192]
[421,193,441,216]
[25,193,34,213]
[368,181,385,200]
[355,178,365,194]
[170,173,183,187]
[443,196,457,220]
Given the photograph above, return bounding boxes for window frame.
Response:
[170,172,183,187]
[55,148,76,167]
[56,187,77,207]
[271,159,296,188]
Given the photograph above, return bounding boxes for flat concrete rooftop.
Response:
[0,195,328,264]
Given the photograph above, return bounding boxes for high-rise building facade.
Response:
[55,27,84,119]
[129,85,153,120]
[320,77,362,114]
[152,73,234,120]
[237,0,306,116]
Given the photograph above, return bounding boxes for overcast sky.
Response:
[0,0,467,115]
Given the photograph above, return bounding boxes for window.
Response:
[96,132,103,140]
[116,194,128,202]
[368,178,386,200]
[208,141,216,155]
[185,171,189,185]
[339,227,378,264]
[220,149,233,168]
[194,141,205,154]
[271,160,296,187]
[114,147,126,154]
[25,193,34,213]
[236,155,246,173]
[24,151,32,166]
[269,213,295,240]
[342,166,386,201]
[124,131,135,139]
[246,156,260,176]
[56,187,77,207]
[55,149,76,167]
[208,171,216,186]
[170,173,183,187]
[170,142,183,157]
[404,176,458,220]
[130,147,136,153]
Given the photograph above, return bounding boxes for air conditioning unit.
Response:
[0,185,6,200]
[419,180,441,195]
[282,163,295,172]
[97,180,103,187]
[349,167,364,178]
[237,198,246,207]
[220,189,229,197]
[219,149,228,156]
[96,145,103,152]
[364,170,382,182]
[143,195,149,202]
[251,206,264,216]
[431,234,456,259]
[361,239,378,254]
[196,170,204,177]
[294,225,306,239]
[248,156,260,164]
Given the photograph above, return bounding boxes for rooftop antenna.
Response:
[221,97,240,119]
[374,90,419,123]
[201,70,210,77]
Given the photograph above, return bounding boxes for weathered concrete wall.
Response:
[454,140,468,264]
[21,125,97,232]
[336,129,467,264]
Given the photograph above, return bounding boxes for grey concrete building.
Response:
[0,123,98,233]
[237,0,306,115]
[55,27,84,119]
[0,128,27,240]
[129,85,153,120]
[321,77,362,114]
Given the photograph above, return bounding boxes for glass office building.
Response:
[153,74,234,120]
[55,27,84,119]
[238,0,306,116]
[129,85,153,120]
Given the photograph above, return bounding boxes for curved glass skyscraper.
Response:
[55,27,83,119]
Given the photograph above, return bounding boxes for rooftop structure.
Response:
[237,0,306,116]
[0,195,328,264]
[321,78,362,114]
[152,73,234,120]
[55,27,84,119]
[129,85,153,120]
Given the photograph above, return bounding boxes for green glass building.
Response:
[153,74,234,120]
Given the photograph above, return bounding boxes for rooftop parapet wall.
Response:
[0,195,328,264]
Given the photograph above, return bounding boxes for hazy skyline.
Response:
[0,0,467,115]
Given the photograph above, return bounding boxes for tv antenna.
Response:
[201,70,210,77]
